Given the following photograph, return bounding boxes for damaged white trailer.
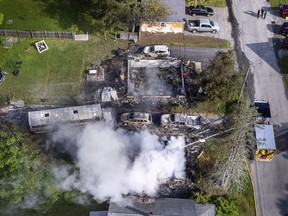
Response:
[28,104,103,133]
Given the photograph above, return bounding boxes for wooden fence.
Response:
[0,29,75,39]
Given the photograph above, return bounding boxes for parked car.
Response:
[119,112,152,128]
[279,4,288,18]
[186,5,214,17]
[280,22,288,36]
[283,37,288,48]
[143,45,171,57]
[161,113,202,130]
[185,18,219,33]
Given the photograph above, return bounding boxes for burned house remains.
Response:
[127,59,186,104]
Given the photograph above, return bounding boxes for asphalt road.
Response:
[170,46,228,69]
[231,0,288,215]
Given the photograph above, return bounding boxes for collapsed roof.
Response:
[127,59,185,97]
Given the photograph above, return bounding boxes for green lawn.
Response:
[0,36,127,105]
[0,0,129,105]
[186,0,227,7]
[16,200,108,216]
[0,0,86,32]
[270,0,288,8]
[236,178,256,216]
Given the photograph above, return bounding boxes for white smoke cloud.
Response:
[52,122,185,203]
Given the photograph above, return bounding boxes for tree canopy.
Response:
[194,192,239,216]
[0,122,74,214]
[81,0,171,31]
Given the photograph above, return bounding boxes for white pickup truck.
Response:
[185,18,219,34]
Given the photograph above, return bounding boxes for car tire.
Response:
[212,30,217,34]
[192,29,197,33]
[207,14,211,17]
[192,13,196,16]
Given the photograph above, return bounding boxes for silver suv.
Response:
[161,113,201,130]
[119,112,152,128]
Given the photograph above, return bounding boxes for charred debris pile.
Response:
[80,47,222,198]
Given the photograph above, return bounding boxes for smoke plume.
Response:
[52,122,185,203]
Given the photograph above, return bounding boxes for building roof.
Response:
[160,0,186,22]
[107,197,215,216]
[90,211,108,216]
[195,203,217,216]
[255,124,276,150]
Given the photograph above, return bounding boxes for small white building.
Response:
[140,0,186,34]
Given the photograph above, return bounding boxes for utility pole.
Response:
[183,128,234,149]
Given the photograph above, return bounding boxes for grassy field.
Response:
[139,32,230,48]
[270,0,288,8]
[186,0,227,7]
[0,0,128,105]
[0,36,127,105]
[0,0,87,32]
[236,176,256,216]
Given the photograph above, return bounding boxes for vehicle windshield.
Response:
[210,21,214,26]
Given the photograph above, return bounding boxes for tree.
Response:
[80,0,171,31]
[0,121,74,214]
[206,100,258,192]
[194,192,239,216]
[214,196,239,216]
[202,50,241,113]
[137,0,171,22]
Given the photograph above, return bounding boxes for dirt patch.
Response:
[138,32,228,48]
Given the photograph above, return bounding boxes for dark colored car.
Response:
[279,4,288,18]
[280,22,288,36]
[253,100,271,125]
[186,5,214,17]
[283,37,288,48]
[253,100,271,118]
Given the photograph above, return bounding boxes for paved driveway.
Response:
[184,7,234,47]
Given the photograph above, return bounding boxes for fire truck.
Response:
[253,100,276,161]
